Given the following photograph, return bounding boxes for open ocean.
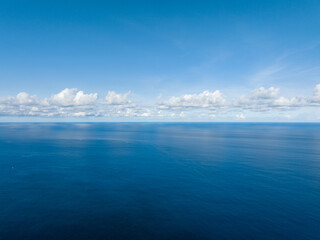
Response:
[0,123,319,240]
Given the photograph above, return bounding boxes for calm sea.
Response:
[0,123,319,240]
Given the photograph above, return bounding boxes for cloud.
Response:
[0,92,47,107]
[236,113,246,120]
[250,65,284,84]
[157,84,320,119]
[111,106,153,118]
[232,87,307,111]
[16,92,41,105]
[1,84,320,119]
[158,90,226,109]
[0,88,105,117]
[105,91,131,105]
[311,84,320,103]
[102,91,154,117]
[51,88,97,106]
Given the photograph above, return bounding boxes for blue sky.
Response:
[1,0,320,121]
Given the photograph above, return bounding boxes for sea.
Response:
[0,123,319,240]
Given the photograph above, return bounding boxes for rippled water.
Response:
[0,123,319,239]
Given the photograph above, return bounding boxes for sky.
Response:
[0,0,320,122]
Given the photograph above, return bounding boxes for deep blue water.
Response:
[0,123,319,240]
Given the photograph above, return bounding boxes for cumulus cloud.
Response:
[51,88,98,106]
[16,92,40,105]
[102,91,154,117]
[158,90,226,109]
[0,88,143,118]
[233,87,307,111]
[236,113,246,120]
[311,84,320,103]
[1,84,320,119]
[0,92,47,107]
[105,91,131,105]
[114,107,152,117]
[157,84,320,118]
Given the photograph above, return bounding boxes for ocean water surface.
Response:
[0,123,319,240]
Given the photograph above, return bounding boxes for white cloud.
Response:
[157,84,320,120]
[252,87,279,99]
[179,112,185,118]
[50,88,77,106]
[0,92,47,106]
[51,88,97,106]
[1,84,320,120]
[236,113,246,120]
[105,91,131,105]
[113,107,152,117]
[233,87,307,111]
[102,91,154,118]
[74,91,98,105]
[158,90,226,109]
[16,92,38,105]
[0,88,100,117]
[312,84,320,102]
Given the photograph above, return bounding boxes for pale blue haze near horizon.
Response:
[0,0,320,121]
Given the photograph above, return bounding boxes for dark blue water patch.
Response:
[0,123,319,239]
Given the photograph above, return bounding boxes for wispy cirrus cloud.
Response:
[250,65,284,84]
